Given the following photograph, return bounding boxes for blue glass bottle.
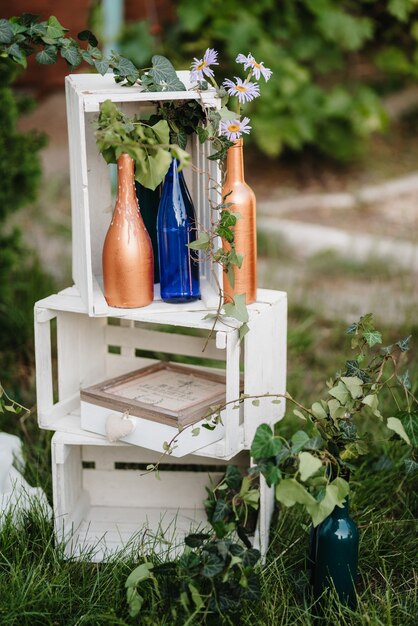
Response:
[157,158,200,303]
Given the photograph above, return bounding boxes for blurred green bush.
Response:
[0,61,54,400]
[120,0,418,161]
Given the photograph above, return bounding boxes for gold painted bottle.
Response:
[102,153,154,308]
[222,139,257,304]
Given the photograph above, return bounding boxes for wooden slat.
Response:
[34,313,54,425]
[105,324,222,360]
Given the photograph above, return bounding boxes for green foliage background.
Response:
[120,0,418,161]
[0,61,53,398]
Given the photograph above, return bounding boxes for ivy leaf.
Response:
[125,562,154,587]
[61,44,82,67]
[94,58,109,75]
[291,430,310,453]
[251,424,282,459]
[196,126,209,144]
[387,417,411,444]
[0,19,14,44]
[340,376,363,399]
[345,359,370,383]
[275,478,317,508]
[148,55,186,91]
[6,44,27,67]
[311,402,327,420]
[397,410,418,447]
[224,465,242,491]
[362,394,381,418]
[223,293,249,324]
[363,330,382,347]
[135,148,171,191]
[212,499,231,523]
[396,335,411,352]
[307,477,350,527]
[303,435,324,450]
[239,322,249,341]
[188,231,210,251]
[202,553,224,577]
[404,459,418,475]
[328,380,350,405]
[185,533,210,548]
[126,588,143,618]
[36,46,57,65]
[77,29,98,47]
[188,583,204,610]
[298,452,323,482]
[46,16,67,40]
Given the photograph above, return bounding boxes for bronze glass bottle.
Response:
[102,153,154,308]
[222,139,257,304]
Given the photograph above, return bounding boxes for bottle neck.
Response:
[117,153,137,205]
[332,497,350,517]
[225,139,244,183]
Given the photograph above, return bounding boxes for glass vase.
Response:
[313,496,359,608]
[157,158,200,303]
[102,153,154,308]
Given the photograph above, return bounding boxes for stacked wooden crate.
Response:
[35,71,287,561]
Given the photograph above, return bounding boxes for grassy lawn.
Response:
[1,307,417,625]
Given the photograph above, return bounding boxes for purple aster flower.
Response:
[220,117,252,141]
[223,77,260,104]
[235,53,272,82]
[190,48,219,83]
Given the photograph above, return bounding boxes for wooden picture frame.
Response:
[80,362,227,427]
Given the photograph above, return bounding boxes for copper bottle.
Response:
[222,139,257,304]
[102,153,154,308]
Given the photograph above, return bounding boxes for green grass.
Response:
[0,462,416,625]
[1,309,417,625]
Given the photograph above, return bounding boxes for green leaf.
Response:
[184,533,210,548]
[125,562,154,587]
[311,402,327,420]
[340,376,363,399]
[188,583,204,610]
[170,145,191,170]
[188,231,210,251]
[202,553,224,577]
[362,394,382,418]
[404,459,418,475]
[397,410,418,446]
[396,335,411,352]
[307,477,350,527]
[149,55,186,91]
[94,58,109,75]
[61,44,82,67]
[275,478,317,508]
[77,29,98,46]
[0,19,13,44]
[239,323,249,341]
[328,380,350,405]
[223,293,249,324]
[252,399,260,407]
[387,417,411,444]
[293,409,306,421]
[135,148,171,191]
[36,46,57,65]
[212,499,231,522]
[224,465,242,491]
[126,588,143,618]
[46,16,67,40]
[291,430,310,453]
[251,424,282,459]
[363,330,382,347]
[298,452,323,482]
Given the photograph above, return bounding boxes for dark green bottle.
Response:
[313,496,359,608]
[135,181,160,283]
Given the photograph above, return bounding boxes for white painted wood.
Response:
[80,401,226,457]
[34,306,54,419]
[65,73,223,316]
[224,329,242,457]
[50,432,274,562]
[35,290,286,461]
[243,293,288,445]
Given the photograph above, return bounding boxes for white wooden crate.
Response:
[51,431,275,562]
[35,287,287,458]
[65,71,222,316]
